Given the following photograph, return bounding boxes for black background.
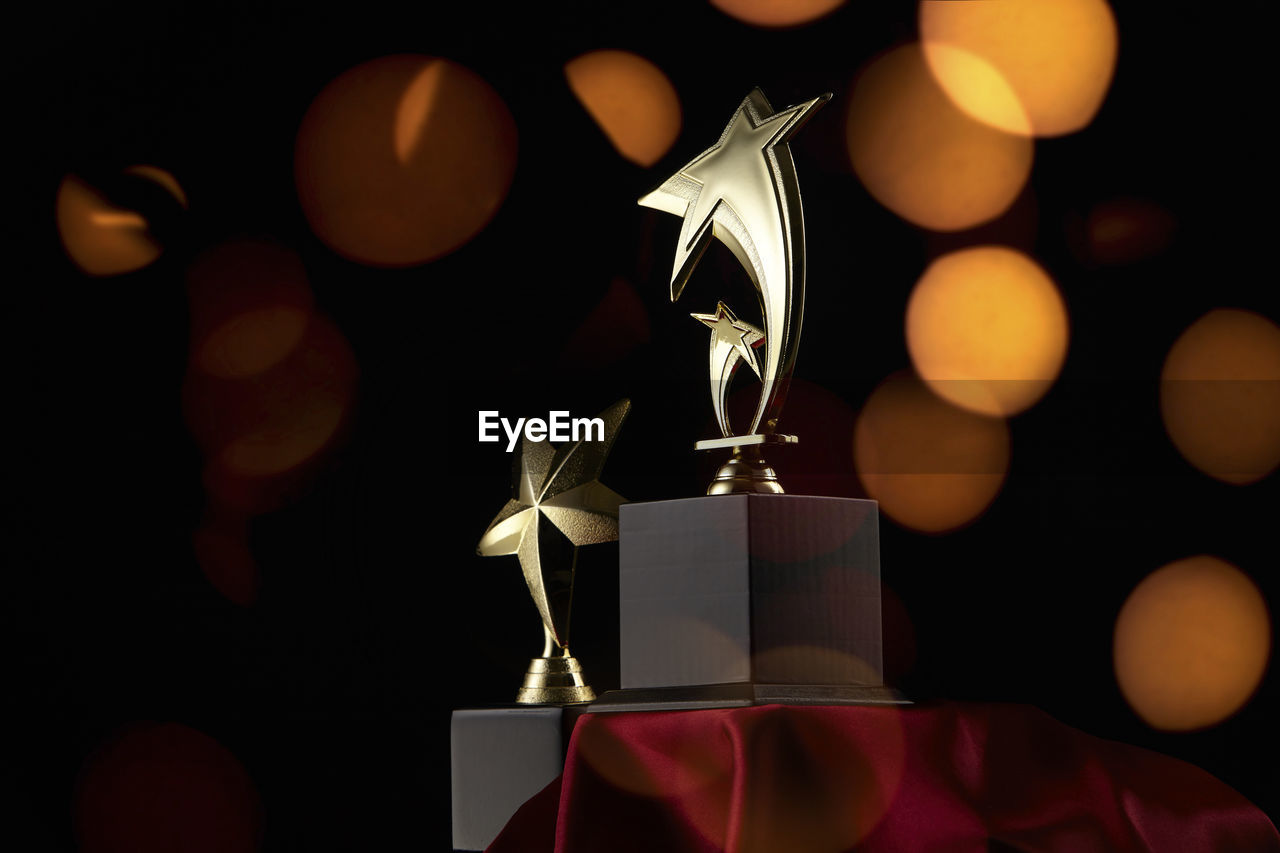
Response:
[10,1,1278,849]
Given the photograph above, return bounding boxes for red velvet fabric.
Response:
[488,702,1278,853]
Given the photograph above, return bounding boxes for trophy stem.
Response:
[516,626,596,705]
[707,445,784,495]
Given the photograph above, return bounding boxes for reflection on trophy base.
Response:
[696,434,797,495]
[515,653,596,705]
[590,682,909,713]
[620,494,888,691]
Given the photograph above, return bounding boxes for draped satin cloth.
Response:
[488,703,1278,852]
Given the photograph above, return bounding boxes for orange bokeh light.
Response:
[711,379,863,500]
[846,44,1032,231]
[565,50,681,168]
[919,0,1118,137]
[854,374,1009,532]
[57,174,163,275]
[753,646,881,687]
[912,43,1030,137]
[1161,309,1280,484]
[124,164,189,208]
[710,0,845,28]
[219,388,346,478]
[187,240,314,379]
[1085,197,1176,265]
[295,55,517,266]
[202,307,312,380]
[184,314,357,514]
[1114,556,1270,731]
[575,705,904,850]
[907,246,1068,416]
[193,509,258,607]
[76,723,261,853]
[730,707,905,851]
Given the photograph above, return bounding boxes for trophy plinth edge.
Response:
[451,705,588,851]
[590,682,909,713]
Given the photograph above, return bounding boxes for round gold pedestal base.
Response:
[516,654,596,705]
[707,449,784,495]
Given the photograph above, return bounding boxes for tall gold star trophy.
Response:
[592,88,903,711]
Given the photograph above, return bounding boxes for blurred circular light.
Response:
[1161,309,1280,484]
[854,374,1009,532]
[1114,556,1270,731]
[295,55,517,266]
[193,509,259,606]
[753,645,881,686]
[740,707,904,851]
[187,240,314,379]
[710,379,863,500]
[76,723,261,853]
[184,316,358,513]
[57,173,164,275]
[913,43,1031,136]
[710,0,845,28]
[576,695,732,799]
[565,50,682,167]
[880,583,917,684]
[203,308,312,379]
[559,277,651,369]
[846,44,1032,231]
[576,702,904,851]
[907,246,1068,416]
[124,164,189,208]
[919,0,1118,137]
[1086,197,1176,265]
[219,391,346,478]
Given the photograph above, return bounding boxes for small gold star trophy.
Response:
[452,402,629,851]
[476,400,630,704]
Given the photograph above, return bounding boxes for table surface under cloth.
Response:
[486,701,1279,853]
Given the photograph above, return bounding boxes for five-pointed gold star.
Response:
[692,302,766,437]
[476,400,629,652]
[639,89,828,304]
[692,300,764,378]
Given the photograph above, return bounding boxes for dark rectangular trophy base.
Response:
[450,705,587,851]
[590,682,908,713]
[619,494,886,692]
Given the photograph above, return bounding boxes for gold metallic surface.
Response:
[691,301,764,437]
[640,88,829,439]
[706,446,784,495]
[515,632,597,704]
[641,89,827,494]
[694,433,798,451]
[477,400,630,704]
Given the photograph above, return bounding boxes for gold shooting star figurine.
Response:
[691,301,764,438]
[641,88,830,494]
[476,400,630,703]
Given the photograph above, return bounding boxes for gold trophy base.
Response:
[697,434,797,496]
[516,653,596,705]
